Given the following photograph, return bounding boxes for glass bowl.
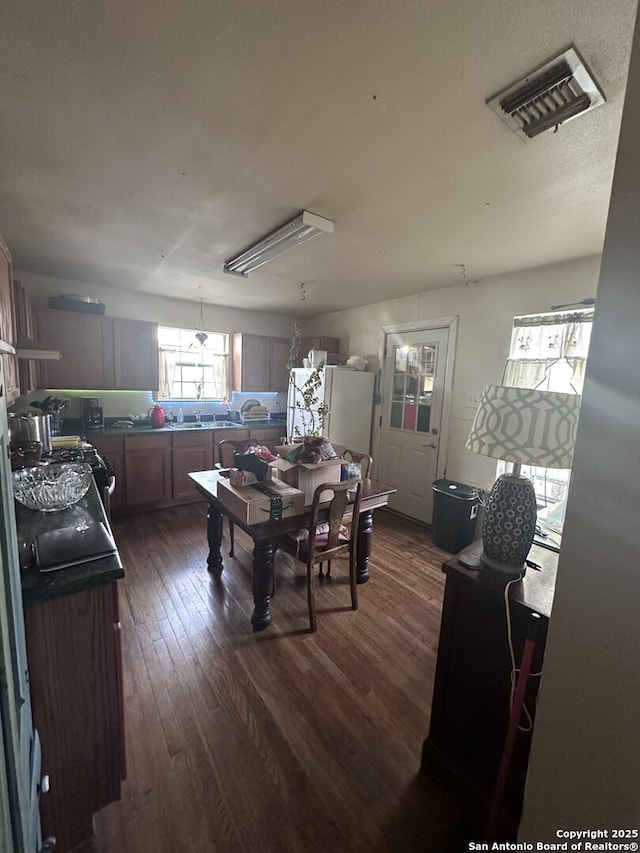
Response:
[13,462,93,512]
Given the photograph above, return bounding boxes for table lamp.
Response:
[465,385,581,575]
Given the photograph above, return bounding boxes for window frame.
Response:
[157,325,230,402]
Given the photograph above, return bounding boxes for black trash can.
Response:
[432,478,480,553]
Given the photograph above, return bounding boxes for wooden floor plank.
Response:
[85,504,469,853]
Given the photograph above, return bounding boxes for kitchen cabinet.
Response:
[37,310,158,391]
[232,333,290,393]
[249,426,283,452]
[14,279,40,394]
[0,233,20,403]
[94,427,289,513]
[113,317,159,391]
[38,310,113,389]
[124,433,172,506]
[172,429,214,500]
[296,336,340,367]
[268,336,291,392]
[24,580,124,852]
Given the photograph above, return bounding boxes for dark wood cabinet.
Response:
[113,317,159,391]
[249,426,283,452]
[232,333,290,392]
[421,541,557,832]
[268,337,291,391]
[24,580,124,852]
[172,430,214,500]
[13,280,40,394]
[38,310,113,389]
[95,427,290,513]
[297,336,340,367]
[124,433,172,506]
[37,311,158,391]
[0,233,19,402]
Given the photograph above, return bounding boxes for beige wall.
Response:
[15,271,299,418]
[17,271,297,338]
[305,255,600,492]
[519,5,640,838]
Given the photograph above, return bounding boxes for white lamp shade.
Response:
[465,385,581,469]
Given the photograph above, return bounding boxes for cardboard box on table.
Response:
[270,448,342,505]
[217,477,305,525]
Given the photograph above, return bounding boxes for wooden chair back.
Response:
[218,438,252,469]
[297,479,362,631]
[342,449,373,479]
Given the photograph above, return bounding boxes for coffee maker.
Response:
[81,397,104,430]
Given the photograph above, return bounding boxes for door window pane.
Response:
[389,343,438,433]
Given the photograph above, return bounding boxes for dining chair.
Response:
[342,449,373,479]
[217,438,254,557]
[276,479,362,632]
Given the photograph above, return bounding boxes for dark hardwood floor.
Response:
[85,503,471,853]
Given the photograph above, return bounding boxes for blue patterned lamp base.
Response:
[481,473,537,575]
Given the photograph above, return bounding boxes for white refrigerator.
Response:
[287,367,375,451]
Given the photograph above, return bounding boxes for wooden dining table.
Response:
[188,470,396,631]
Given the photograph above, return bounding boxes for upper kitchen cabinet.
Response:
[232,333,290,393]
[113,318,159,391]
[37,311,159,391]
[0,234,20,403]
[296,336,340,367]
[38,311,113,389]
[14,280,40,394]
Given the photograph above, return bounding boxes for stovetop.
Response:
[46,444,102,466]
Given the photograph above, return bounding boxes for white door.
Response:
[377,326,452,524]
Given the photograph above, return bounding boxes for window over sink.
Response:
[157,326,229,401]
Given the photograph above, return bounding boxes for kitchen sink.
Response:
[167,421,240,430]
[167,422,214,430]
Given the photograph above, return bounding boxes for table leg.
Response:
[356,509,373,584]
[251,540,274,631]
[206,503,224,571]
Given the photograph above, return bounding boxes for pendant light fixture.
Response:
[195,298,208,346]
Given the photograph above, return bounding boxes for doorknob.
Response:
[422,442,438,449]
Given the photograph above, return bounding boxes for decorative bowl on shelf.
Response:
[13,463,93,512]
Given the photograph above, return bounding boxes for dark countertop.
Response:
[62,420,282,438]
[18,479,124,606]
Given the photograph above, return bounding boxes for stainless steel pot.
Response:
[8,412,52,454]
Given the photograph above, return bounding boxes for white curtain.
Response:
[503,309,593,393]
[158,347,177,399]
[501,309,593,506]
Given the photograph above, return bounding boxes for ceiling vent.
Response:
[486,47,605,140]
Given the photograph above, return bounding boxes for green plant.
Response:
[287,323,329,437]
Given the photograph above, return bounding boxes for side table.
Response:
[421,539,558,831]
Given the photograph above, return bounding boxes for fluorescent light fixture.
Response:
[16,348,62,361]
[223,210,334,277]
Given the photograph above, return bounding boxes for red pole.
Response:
[486,611,543,841]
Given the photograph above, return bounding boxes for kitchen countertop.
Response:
[62,420,283,437]
[18,480,124,606]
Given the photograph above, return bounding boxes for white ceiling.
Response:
[0,0,637,318]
